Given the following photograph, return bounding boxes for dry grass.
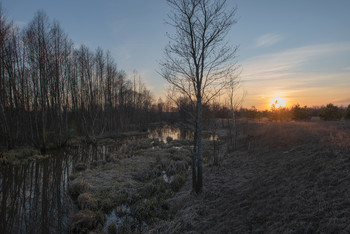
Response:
[241,120,350,152]
[148,120,350,233]
[0,147,42,164]
[68,138,192,233]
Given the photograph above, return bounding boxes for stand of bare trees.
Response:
[0,9,153,151]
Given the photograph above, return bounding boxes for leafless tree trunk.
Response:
[161,0,239,193]
[227,73,242,150]
[0,6,13,149]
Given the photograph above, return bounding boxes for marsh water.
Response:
[0,145,114,234]
[147,124,193,142]
[0,125,213,233]
[0,152,73,233]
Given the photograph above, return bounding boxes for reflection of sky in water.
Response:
[147,125,193,143]
[147,125,218,142]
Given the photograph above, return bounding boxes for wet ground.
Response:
[0,124,215,233]
[2,121,349,233]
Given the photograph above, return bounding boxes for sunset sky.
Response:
[2,0,350,110]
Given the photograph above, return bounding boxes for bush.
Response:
[170,174,186,192]
[344,104,350,120]
[68,180,91,200]
[70,210,104,233]
[268,107,290,121]
[319,103,342,121]
[246,106,261,120]
[291,104,311,120]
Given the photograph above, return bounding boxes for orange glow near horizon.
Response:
[270,97,287,109]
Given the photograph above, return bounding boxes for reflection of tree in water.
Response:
[0,152,73,233]
[180,127,193,140]
[0,143,118,233]
[147,125,193,142]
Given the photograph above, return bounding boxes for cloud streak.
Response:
[242,41,350,81]
[255,33,284,47]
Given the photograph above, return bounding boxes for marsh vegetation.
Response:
[1,1,350,233]
[1,116,350,233]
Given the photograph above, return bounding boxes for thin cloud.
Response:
[242,41,350,81]
[333,97,350,105]
[255,33,284,47]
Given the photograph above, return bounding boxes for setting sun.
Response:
[270,97,287,109]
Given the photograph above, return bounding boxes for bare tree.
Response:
[0,5,14,149]
[25,11,52,150]
[227,72,243,150]
[160,0,239,193]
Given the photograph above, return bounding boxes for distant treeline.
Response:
[237,103,350,122]
[0,9,164,150]
[174,100,350,122]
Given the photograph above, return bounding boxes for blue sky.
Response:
[2,0,350,109]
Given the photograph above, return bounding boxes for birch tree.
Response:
[160,0,239,193]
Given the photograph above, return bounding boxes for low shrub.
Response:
[291,104,311,120]
[319,103,342,121]
[70,210,104,233]
[344,104,350,120]
[1,148,40,164]
[77,193,97,210]
[100,198,115,212]
[170,174,186,192]
[68,179,91,200]
[268,107,291,121]
[246,106,262,120]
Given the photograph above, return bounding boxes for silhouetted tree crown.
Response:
[291,104,311,121]
[319,103,342,121]
[344,104,350,120]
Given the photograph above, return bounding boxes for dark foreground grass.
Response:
[148,120,350,233]
[68,138,192,233]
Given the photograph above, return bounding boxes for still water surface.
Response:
[0,145,115,234]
